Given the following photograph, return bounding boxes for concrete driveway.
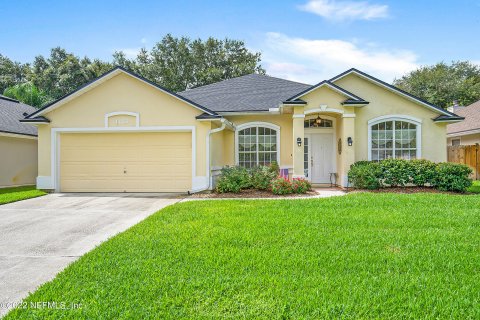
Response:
[0,193,183,316]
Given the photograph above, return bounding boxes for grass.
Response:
[6,193,480,319]
[0,185,46,205]
[467,180,480,193]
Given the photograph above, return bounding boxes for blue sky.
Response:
[1,0,479,83]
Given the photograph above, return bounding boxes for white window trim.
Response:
[367,115,422,161]
[235,122,281,166]
[48,126,203,192]
[104,111,140,127]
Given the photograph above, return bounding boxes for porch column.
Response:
[341,111,356,186]
[292,107,305,178]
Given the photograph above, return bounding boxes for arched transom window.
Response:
[304,117,333,128]
[236,123,279,168]
[369,116,421,161]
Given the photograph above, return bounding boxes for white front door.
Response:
[308,133,334,183]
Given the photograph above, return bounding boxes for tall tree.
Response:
[394,61,480,109]
[3,82,51,108]
[115,34,265,92]
[0,35,264,105]
[29,47,112,100]
[0,54,29,93]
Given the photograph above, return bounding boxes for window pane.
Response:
[238,126,277,167]
[372,120,418,161]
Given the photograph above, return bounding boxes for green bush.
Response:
[271,177,293,195]
[348,161,382,190]
[379,159,413,187]
[292,178,312,194]
[216,166,252,193]
[348,159,473,193]
[269,161,280,175]
[410,159,437,186]
[251,166,277,190]
[433,163,472,192]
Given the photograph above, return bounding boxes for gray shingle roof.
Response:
[178,74,312,112]
[447,100,480,134]
[0,95,37,136]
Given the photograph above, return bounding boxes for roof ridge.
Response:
[179,73,311,94]
[0,94,19,103]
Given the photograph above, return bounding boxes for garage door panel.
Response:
[60,132,192,192]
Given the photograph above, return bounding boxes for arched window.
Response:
[236,122,280,168]
[368,116,421,161]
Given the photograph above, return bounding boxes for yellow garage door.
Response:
[60,132,192,192]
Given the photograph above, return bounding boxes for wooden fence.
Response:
[447,144,480,180]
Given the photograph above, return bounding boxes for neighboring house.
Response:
[447,100,480,146]
[20,67,462,193]
[0,95,38,187]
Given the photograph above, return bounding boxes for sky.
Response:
[1,0,479,84]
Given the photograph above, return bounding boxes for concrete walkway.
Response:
[0,193,182,316]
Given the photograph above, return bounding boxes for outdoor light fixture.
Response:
[297,137,302,147]
[347,137,353,146]
[314,114,324,126]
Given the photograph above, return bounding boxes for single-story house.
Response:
[0,95,38,187]
[447,100,480,146]
[21,67,463,193]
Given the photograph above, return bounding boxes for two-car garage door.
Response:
[59,132,192,192]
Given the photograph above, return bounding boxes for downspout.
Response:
[205,119,233,191]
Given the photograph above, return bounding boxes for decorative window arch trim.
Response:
[368,114,422,125]
[367,115,422,161]
[105,111,140,127]
[235,122,281,166]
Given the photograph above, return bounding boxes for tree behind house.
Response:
[113,34,265,92]
[394,61,480,109]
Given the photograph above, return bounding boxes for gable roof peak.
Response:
[26,66,217,119]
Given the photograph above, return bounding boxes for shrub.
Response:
[292,178,312,194]
[216,166,251,193]
[251,166,277,190]
[433,163,472,192]
[379,159,413,187]
[348,161,382,189]
[410,159,437,186]
[269,161,280,175]
[271,177,293,195]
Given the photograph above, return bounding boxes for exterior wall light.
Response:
[347,137,353,146]
[297,137,302,147]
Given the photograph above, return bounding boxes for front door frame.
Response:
[304,115,337,183]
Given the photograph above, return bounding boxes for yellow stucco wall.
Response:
[335,73,448,162]
[0,136,37,187]
[447,133,480,146]
[37,72,210,185]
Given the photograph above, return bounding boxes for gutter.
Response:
[203,118,235,192]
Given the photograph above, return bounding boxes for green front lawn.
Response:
[6,194,480,319]
[0,185,46,205]
[467,180,480,193]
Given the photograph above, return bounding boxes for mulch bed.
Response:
[189,189,320,199]
[348,187,468,195]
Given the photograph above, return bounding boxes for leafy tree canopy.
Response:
[3,82,51,108]
[1,35,264,108]
[394,61,480,109]
[113,34,265,92]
